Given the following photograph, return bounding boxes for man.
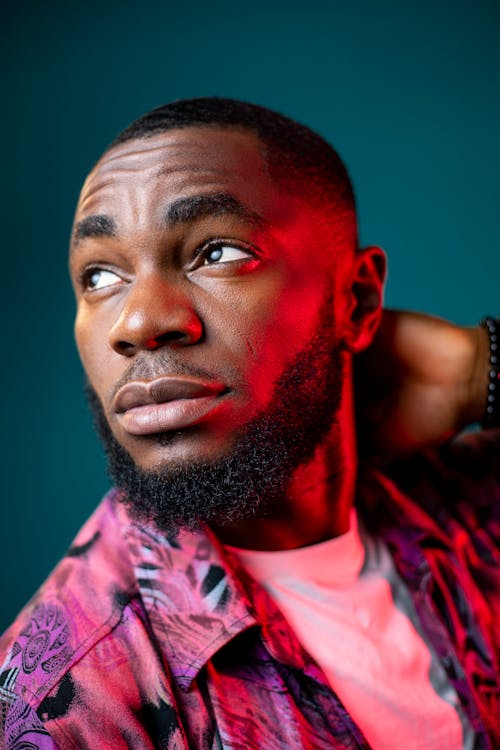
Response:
[0,98,498,749]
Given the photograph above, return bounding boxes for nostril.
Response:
[115,340,136,354]
[154,331,190,346]
[140,331,191,352]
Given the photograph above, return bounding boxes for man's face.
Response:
[71,127,353,478]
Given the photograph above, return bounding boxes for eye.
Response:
[202,244,254,265]
[82,268,123,291]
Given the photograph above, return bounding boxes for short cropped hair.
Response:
[109,97,358,250]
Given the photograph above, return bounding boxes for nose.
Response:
[109,274,204,355]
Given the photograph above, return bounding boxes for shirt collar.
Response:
[117,501,257,691]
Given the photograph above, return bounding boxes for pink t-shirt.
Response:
[230,512,471,749]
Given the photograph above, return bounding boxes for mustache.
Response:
[107,352,242,403]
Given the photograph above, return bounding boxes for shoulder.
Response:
[427,427,500,482]
[0,494,225,748]
[360,429,500,555]
[0,490,139,713]
[373,428,499,506]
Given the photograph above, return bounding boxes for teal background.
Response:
[1,0,499,633]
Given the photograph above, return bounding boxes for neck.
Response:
[215,359,358,551]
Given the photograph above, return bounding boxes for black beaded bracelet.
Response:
[480,316,500,429]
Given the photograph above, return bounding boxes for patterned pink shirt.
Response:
[0,430,499,749]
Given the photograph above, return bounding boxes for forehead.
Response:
[77,127,279,219]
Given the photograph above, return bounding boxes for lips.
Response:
[113,376,228,436]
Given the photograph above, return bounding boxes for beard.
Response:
[85,306,343,538]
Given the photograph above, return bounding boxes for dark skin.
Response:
[355,310,489,457]
[70,126,488,550]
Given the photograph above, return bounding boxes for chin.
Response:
[115,427,240,474]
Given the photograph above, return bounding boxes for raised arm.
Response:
[354,310,497,457]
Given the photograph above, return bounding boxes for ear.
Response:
[341,246,386,353]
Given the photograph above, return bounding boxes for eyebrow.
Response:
[72,192,265,249]
[164,192,265,228]
[72,214,117,245]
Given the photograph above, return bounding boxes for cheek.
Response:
[74,312,91,373]
[74,310,115,396]
[257,286,325,376]
[211,272,330,404]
